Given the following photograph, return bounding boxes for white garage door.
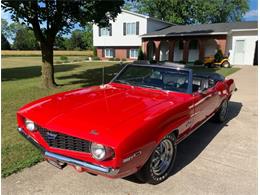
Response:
[234,40,245,65]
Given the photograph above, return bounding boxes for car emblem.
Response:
[89,129,99,135]
[47,132,58,140]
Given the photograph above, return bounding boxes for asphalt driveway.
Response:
[2,66,257,195]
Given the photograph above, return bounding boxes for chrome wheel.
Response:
[219,100,228,121]
[150,139,174,176]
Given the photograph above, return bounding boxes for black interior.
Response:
[192,73,225,92]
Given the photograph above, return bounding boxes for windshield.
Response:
[113,65,191,93]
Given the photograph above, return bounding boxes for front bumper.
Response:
[17,127,119,176]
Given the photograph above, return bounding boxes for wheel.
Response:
[214,99,228,123]
[222,61,230,68]
[136,134,177,185]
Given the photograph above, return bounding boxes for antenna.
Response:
[102,65,105,86]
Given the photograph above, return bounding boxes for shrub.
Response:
[60,55,68,61]
[214,49,224,62]
[115,58,120,61]
[92,56,100,60]
[108,58,115,61]
[93,47,97,57]
[179,60,186,64]
[194,59,204,65]
[137,48,144,60]
[121,58,127,61]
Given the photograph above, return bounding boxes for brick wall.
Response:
[96,47,139,60]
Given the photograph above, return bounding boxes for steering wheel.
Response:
[166,81,179,88]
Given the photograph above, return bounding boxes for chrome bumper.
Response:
[17,127,119,176]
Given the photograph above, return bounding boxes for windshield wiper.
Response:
[114,79,131,85]
[138,84,163,90]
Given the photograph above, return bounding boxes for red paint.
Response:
[17,70,235,178]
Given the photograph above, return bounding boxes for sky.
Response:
[1,0,258,38]
[243,0,258,21]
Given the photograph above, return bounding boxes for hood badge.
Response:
[89,129,99,135]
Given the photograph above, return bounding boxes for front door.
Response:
[234,40,245,65]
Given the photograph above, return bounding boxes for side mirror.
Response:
[198,88,207,95]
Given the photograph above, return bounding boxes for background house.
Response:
[93,9,172,60]
[142,21,258,65]
[93,10,257,65]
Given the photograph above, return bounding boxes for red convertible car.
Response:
[17,63,236,184]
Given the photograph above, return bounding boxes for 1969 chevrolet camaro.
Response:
[17,63,236,184]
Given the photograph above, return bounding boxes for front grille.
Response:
[36,125,91,153]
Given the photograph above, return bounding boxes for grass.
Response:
[1,50,93,56]
[1,57,240,177]
[190,66,241,77]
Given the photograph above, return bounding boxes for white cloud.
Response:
[244,9,258,18]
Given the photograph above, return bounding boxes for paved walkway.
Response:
[2,66,257,195]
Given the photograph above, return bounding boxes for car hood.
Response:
[19,83,183,144]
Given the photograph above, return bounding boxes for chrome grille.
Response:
[36,125,90,153]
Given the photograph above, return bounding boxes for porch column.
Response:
[199,39,205,61]
[183,40,190,63]
[216,38,227,55]
[168,40,175,62]
[142,40,149,60]
[154,40,160,62]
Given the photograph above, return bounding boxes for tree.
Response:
[2,0,124,88]
[69,29,86,50]
[82,24,93,50]
[13,27,39,50]
[1,33,11,50]
[133,0,249,24]
[1,19,11,38]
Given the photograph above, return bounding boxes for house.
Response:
[93,9,257,65]
[93,9,172,60]
[141,21,258,65]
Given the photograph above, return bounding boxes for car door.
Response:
[189,80,217,134]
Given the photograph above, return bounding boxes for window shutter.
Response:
[113,48,115,57]
[102,48,104,57]
[123,23,126,36]
[136,22,139,35]
[127,49,129,58]
[109,24,112,36]
[99,27,101,37]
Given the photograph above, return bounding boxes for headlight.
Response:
[25,119,36,131]
[90,142,114,161]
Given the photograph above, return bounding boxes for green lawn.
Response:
[1,58,240,177]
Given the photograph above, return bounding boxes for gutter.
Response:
[141,32,228,38]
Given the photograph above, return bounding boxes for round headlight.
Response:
[25,119,36,131]
[90,143,106,160]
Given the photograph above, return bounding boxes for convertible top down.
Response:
[17,63,236,184]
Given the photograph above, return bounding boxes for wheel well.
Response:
[170,129,179,139]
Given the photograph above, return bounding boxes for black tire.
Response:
[214,99,228,123]
[222,61,231,68]
[136,134,177,185]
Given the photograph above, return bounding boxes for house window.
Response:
[100,27,110,36]
[126,22,136,35]
[129,49,138,59]
[189,40,198,49]
[178,41,184,50]
[104,48,114,58]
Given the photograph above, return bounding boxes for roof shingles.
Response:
[142,21,258,37]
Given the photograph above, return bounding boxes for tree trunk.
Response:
[41,43,57,88]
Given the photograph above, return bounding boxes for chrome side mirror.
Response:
[198,88,207,95]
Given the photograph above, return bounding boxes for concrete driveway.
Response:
[2,66,257,195]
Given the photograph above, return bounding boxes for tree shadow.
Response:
[56,63,126,87]
[2,64,80,81]
[124,101,242,184]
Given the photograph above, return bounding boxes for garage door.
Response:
[234,40,245,65]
